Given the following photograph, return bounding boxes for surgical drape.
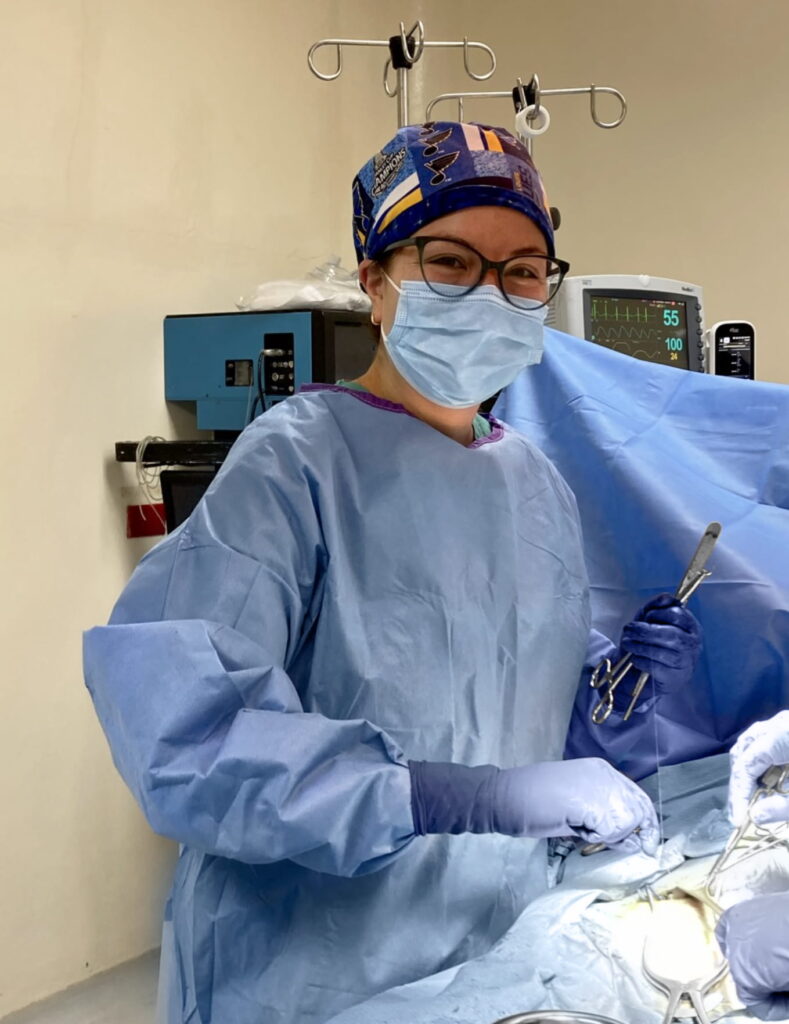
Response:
[494,328,789,779]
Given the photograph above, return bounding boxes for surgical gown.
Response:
[83,384,591,1024]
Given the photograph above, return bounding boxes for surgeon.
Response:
[84,122,701,1024]
[716,711,789,1020]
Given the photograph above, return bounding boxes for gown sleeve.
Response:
[83,416,415,877]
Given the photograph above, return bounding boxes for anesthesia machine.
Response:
[163,308,374,431]
[115,308,374,531]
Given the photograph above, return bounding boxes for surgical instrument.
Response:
[492,1015,627,1024]
[590,522,721,725]
[580,840,608,856]
[580,829,645,858]
[640,885,730,1024]
[643,948,728,1024]
[704,763,789,911]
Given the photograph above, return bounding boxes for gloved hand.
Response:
[728,710,789,826]
[409,757,659,855]
[618,593,702,696]
[716,892,789,1020]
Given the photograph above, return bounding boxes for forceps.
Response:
[590,522,722,725]
[704,762,789,910]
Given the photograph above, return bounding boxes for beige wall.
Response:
[454,0,789,385]
[1,0,788,1016]
[0,0,448,1014]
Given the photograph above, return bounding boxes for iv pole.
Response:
[308,20,497,128]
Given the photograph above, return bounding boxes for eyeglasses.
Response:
[380,236,570,310]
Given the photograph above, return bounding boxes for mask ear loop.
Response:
[382,269,403,295]
[376,270,403,344]
[368,264,399,328]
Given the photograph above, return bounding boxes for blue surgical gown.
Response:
[83,384,591,1024]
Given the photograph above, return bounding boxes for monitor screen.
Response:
[331,320,378,382]
[160,469,217,532]
[584,292,690,370]
[714,323,754,379]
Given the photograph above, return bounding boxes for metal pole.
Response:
[397,68,409,127]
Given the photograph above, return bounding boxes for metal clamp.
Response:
[704,764,789,911]
[589,522,721,726]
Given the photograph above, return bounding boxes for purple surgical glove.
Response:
[409,757,659,855]
[618,593,702,695]
[716,893,789,1020]
[728,710,789,827]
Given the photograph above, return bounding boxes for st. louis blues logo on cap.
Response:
[352,121,554,263]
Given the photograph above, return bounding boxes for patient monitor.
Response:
[548,274,706,372]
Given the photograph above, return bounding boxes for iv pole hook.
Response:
[589,85,628,128]
[398,20,424,65]
[462,37,497,80]
[307,40,343,81]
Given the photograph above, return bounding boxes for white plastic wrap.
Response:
[237,257,371,313]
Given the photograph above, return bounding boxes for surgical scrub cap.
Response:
[352,121,554,262]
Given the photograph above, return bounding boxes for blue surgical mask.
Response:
[380,276,546,408]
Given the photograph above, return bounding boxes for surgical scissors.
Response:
[590,522,722,725]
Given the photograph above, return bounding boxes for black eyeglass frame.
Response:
[379,236,571,310]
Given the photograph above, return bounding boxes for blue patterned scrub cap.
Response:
[352,121,554,262]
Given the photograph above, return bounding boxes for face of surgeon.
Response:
[359,205,550,336]
[356,206,550,444]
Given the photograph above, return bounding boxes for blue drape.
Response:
[495,328,789,776]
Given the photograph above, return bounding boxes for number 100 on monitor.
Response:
[547,274,706,372]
